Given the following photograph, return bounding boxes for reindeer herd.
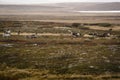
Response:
[2,29,38,39]
[68,29,116,38]
[2,28,119,39]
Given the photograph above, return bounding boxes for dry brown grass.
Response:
[0,14,120,24]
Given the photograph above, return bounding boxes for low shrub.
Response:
[98,23,112,27]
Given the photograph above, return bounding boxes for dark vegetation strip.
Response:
[0,39,120,46]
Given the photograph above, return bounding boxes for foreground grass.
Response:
[0,35,120,80]
[0,69,120,80]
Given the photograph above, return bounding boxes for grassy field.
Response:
[0,21,120,80]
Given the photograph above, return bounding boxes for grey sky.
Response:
[0,0,120,4]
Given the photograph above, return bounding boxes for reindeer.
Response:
[3,29,11,38]
[26,33,38,39]
[97,29,112,38]
[17,30,21,35]
[68,30,81,37]
[88,32,98,37]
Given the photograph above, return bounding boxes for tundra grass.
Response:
[0,35,120,80]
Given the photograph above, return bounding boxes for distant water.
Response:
[76,11,120,13]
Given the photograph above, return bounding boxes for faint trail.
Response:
[0,32,70,36]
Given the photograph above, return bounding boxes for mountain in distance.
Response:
[55,2,120,11]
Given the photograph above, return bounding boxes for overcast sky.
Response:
[0,0,120,4]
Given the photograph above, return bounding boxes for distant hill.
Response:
[0,2,120,15]
[55,2,120,11]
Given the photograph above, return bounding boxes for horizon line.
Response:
[0,1,120,5]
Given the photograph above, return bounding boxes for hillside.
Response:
[56,2,120,11]
[0,2,120,15]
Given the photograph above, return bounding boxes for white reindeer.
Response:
[3,29,11,38]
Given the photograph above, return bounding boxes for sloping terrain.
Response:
[0,2,120,15]
[56,2,120,11]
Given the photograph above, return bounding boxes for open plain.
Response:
[0,2,120,80]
